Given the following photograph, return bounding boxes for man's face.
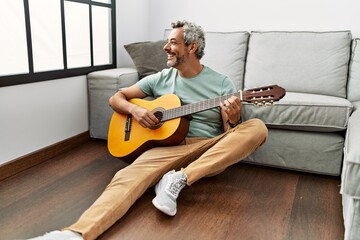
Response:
[163,27,189,68]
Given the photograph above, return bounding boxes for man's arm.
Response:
[108,84,159,128]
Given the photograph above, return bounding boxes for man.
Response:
[31,20,268,240]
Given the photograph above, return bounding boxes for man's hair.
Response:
[171,20,205,59]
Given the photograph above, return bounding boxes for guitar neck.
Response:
[162,91,243,121]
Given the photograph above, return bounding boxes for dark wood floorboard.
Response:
[0,140,344,240]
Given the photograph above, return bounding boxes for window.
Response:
[0,0,116,87]
[30,0,64,72]
[0,0,29,76]
[65,1,92,68]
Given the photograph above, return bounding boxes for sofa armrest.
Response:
[341,101,360,198]
[88,67,139,139]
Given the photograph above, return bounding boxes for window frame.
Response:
[0,0,116,87]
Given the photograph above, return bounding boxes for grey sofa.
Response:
[87,31,360,240]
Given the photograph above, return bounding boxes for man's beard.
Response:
[166,55,186,68]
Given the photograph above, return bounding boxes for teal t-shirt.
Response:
[136,66,236,138]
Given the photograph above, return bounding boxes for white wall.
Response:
[0,76,88,164]
[116,0,150,67]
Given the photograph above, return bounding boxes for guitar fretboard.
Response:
[161,91,243,121]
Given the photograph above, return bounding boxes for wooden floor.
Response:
[0,140,344,240]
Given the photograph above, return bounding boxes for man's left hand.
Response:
[220,96,242,124]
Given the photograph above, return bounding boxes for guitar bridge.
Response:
[124,114,132,141]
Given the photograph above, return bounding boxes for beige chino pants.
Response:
[66,118,268,240]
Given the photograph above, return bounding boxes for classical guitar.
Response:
[108,85,286,162]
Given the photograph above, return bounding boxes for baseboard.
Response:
[0,131,91,181]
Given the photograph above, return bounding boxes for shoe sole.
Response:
[152,197,176,216]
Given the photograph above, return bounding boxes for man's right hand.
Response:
[130,105,160,128]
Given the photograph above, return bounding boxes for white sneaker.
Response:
[152,170,187,216]
[27,230,83,240]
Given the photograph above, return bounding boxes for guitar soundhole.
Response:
[150,108,165,129]
[153,111,163,121]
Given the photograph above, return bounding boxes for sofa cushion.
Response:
[347,39,360,102]
[200,31,249,90]
[244,31,352,98]
[164,30,250,90]
[242,92,353,132]
[124,40,168,79]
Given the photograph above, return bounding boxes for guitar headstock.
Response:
[242,85,286,106]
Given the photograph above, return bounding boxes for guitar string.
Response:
[162,92,242,121]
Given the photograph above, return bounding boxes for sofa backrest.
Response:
[347,38,360,102]
[164,30,249,90]
[244,31,352,98]
[200,32,249,90]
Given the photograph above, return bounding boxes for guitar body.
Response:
[108,94,190,162]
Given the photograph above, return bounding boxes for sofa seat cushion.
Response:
[242,92,353,132]
[244,31,352,98]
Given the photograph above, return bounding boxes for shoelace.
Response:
[167,174,186,198]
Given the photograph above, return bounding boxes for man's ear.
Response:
[188,42,198,54]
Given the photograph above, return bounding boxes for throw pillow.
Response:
[124,40,168,79]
